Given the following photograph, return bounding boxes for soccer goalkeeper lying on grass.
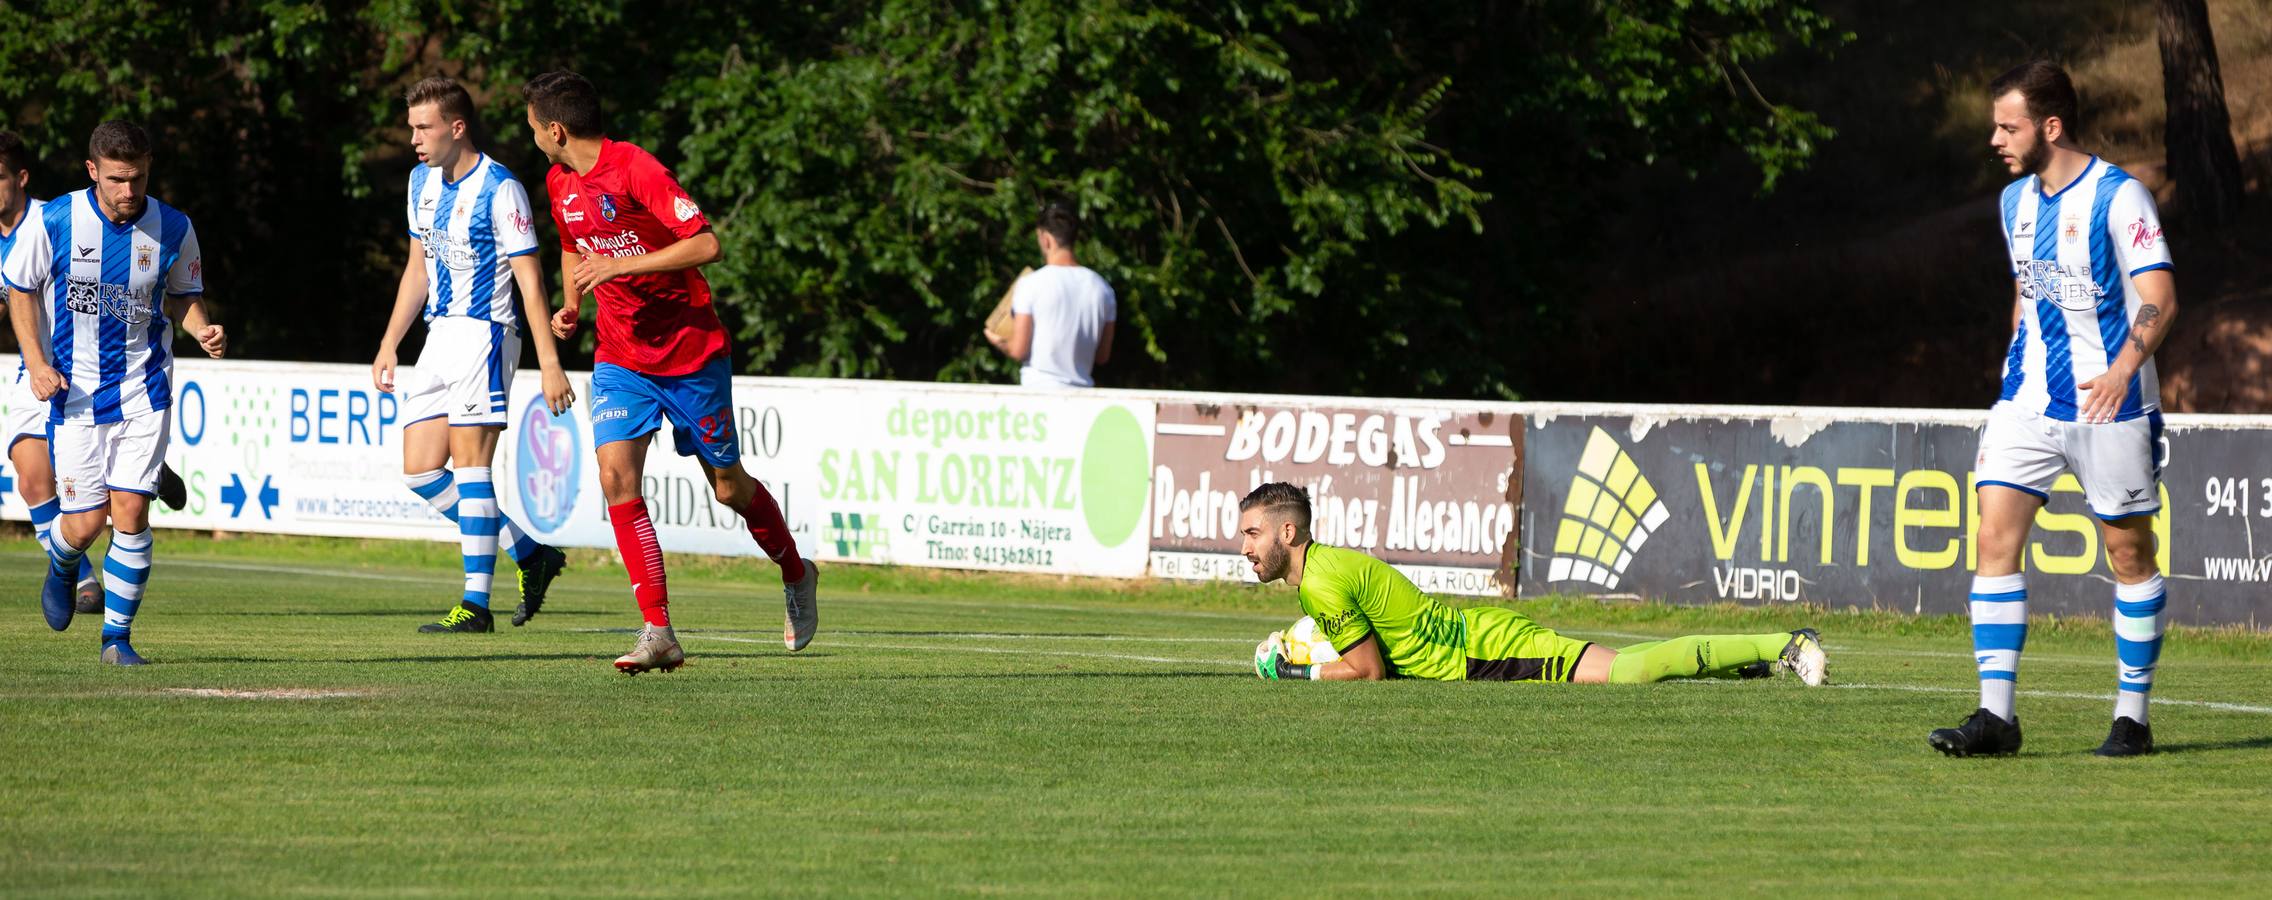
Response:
[1238,482,1826,685]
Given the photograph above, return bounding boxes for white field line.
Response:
[1824,682,2272,716]
[688,631,2272,716]
[692,633,1248,667]
[162,688,371,700]
[24,555,2262,672]
[111,555,1290,624]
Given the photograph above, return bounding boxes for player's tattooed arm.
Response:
[2121,268,2178,363]
[2076,269,2176,424]
[2128,303,2163,356]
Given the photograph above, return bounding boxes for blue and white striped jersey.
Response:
[406,154,538,327]
[0,189,200,424]
[1997,156,2173,423]
[0,196,45,381]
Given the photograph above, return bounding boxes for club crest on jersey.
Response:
[673,196,699,223]
[597,195,618,222]
[60,477,75,501]
[136,246,153,271]
[2061,215,2082,244]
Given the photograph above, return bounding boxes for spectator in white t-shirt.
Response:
[988,200,1115,388]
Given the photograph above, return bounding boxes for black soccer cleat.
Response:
[2093,717,2154,757]
[418,602,494,633]
[73,576,103,616]
[511,545,568,626]
[156,463,188,512]
[1929,707,2023,757]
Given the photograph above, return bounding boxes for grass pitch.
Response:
[2,532,2269,896]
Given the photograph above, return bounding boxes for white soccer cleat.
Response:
[614,625,685,675]
[783,559,818,652]
[1779,628,1828,686]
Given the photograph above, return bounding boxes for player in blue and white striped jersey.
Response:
[371,77,575,634]
[0,132,97,614]
[2,121,228,666]
[1931,62,2179,759]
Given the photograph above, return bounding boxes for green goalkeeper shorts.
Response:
[1460,606,1592,682]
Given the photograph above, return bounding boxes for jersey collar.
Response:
[442,152,488,188]
[82,188,147,235]
[2036,155,2100,203]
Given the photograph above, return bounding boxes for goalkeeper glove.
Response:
[1253,633,1317,681]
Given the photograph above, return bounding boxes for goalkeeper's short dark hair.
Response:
[1239,482,1312,531]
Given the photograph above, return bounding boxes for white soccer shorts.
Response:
[3,367,50,450]
[1974,401,2164,520]
[52,409,169,514]
[398,315,520,429]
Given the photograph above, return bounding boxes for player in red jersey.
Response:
[521,70,816,673]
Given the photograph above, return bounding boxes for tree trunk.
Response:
[2157,0,2246,225]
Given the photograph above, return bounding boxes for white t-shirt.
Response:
[1011,264,1115,388]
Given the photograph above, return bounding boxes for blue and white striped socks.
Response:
[101,529,152,641]
[1969,573,2028,722]
[456,468,500,609]
[404,468,541,564]
[2113,575,2167,725]
[28,497,95,584]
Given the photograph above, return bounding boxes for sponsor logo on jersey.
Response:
[510,207,532,235]
[2127,217,2162,250]
[560,193,584,224]
[2013,221,2033,240]
[74,245,96,262]
[672,196,699,223]
[2017,259,2104,312]
[597,194,618,222]
[64,276,156,324]
[189,259,201,281]
[580,231,646,257]
[429,229,479,272]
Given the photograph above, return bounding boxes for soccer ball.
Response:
[1283,616,1341,666]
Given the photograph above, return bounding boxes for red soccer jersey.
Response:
[545,138,728,376]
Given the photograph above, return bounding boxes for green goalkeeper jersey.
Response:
[1296,543,1588,682]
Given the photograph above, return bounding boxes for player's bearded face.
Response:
[1238,509,1295,582]
[86,158,147,222]
[2015,122,2051,176]
[1251,539,1291,582]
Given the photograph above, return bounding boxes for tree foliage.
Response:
[0,0,1846,400]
